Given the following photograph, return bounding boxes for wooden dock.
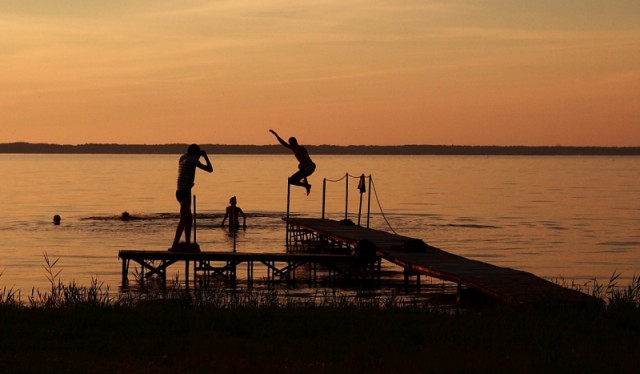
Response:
[118,217,601,307]
[118,250,379,289]
[284,217,602,306]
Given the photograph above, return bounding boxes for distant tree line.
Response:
[0,142,639,155]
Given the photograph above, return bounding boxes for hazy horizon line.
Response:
[1,142,639,156]
[2,141,639,148]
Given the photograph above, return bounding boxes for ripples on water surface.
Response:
[0,154,638,292]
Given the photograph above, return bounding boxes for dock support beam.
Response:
[121,258,130,289]
[403,269,422,292]
[286,181,291,218]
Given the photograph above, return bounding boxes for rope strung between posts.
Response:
[325,173,364,182]
[324,174,349,183]
[370,177,398,235]
[324,173,398,234]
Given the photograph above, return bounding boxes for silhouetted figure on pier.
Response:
[53,214,61,225]
[221,196,247,232]
[269,129,316,195]
[172,144,213,251]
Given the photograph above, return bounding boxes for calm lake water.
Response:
[0,154,638,293]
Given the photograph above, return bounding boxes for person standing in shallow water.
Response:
[172,144,213,250]
[221,196,247,232]
[269,129,316,195]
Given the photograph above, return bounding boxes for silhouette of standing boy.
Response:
[172,144,213,250]
[269,129,316,195]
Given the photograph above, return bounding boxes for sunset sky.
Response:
[1,1,638,146]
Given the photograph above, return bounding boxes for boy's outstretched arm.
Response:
[269,129,290,148]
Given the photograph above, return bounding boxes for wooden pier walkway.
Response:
[118,250,379,289]
[284,217,601,306]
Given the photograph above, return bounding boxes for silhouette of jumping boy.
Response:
[172,144,213,251]
[269,129,316,195]
[221,196,247,232]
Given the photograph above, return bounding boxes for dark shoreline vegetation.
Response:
[2,142,640,155]
[1,257,639,373]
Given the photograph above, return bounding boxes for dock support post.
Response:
[185,260,190,290]
[286,181,291,218]
[230,261,237,281]
[403,269,409,291]
[193,195,197,244]
[194,260,198,289]
[322,178,327,219]
[403,269,421,292]
[357,174,365,226]
[162,260,167,288]
[366,176,372,228]
[286,182,291,249]
[121,258,129,288]
[344,173,349,220]
[140,262,145,287]
[247,261,253,286]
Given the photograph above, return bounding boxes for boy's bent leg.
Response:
[288,178,304,187]
[288,170,312,195]
[289,169,307,187]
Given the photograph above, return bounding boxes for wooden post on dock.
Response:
[322,178,327,219]
[286,182,291,248]
[193,194,197,243]
[286,181,291,218]
[344,173,349,220]
[366,176,372,228]
[357,174,366,226]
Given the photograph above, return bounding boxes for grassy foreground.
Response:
[1,258,638,373]
[1,301,639,373]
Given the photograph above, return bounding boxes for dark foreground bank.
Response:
[1,303,639,373]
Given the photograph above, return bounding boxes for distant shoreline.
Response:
[1,142,639,155]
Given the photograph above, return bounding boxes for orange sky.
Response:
[1,1,639,146]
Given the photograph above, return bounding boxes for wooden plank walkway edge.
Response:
[284,217,603,307]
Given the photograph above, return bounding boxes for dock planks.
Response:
[284,217,601,306]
